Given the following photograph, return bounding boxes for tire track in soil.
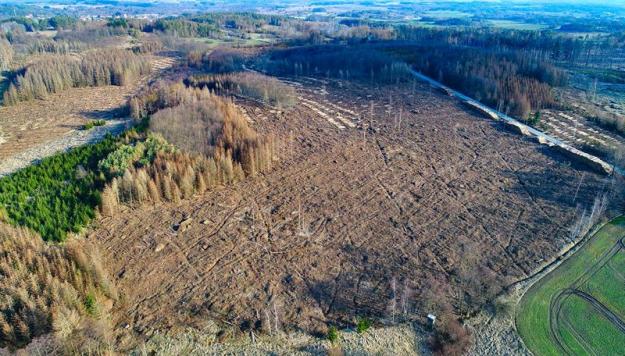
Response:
[93,77,615,337]
[551,288,625,355]
[480,124,563,229]
[560,313,597,356]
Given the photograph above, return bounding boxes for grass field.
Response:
[486,20,548,31]
[423,10,473,19]
[193,33,274,48]
[516,217,625,355]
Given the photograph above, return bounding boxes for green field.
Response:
[516,217,625,355]
[193,33,274,48]
[422,10,473,19]
[486,20,548,31]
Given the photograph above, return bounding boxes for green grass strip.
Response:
[516,217,625,355]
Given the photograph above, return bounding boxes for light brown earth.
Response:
[0,55,176,160]
[88,77,620,348]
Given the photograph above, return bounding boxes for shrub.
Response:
[355,317,372,334]
[526,111,541,126]
[429,316,471,356]
[83,294,97,316]
[140,133,176,165]
[327,326,339,343]
[98,143,144,176]
[82,119,106,130]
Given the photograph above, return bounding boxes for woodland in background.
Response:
[394,27,625,69]
[387,43,567,118]
[187,47,249,73]
[185,72,296,108]
[3,49,151,105]
[259,45,411,84]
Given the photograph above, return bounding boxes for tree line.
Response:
[101,81,276,212]
[394,26,625,69]
[3,49,151,105]
[0,15,78,32]
[259,44,411,84]
[387,43,567,118]
[143,12,287,38]
[27,38,86,55]
[185,72,296,108]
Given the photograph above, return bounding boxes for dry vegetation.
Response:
[3,49,151,105]
[102,82,276,213]
[91,77,620,351]
[0,223,116,353]
[0,84,133,159]
[186,72,296,108]
[429,315,472,356]
[1,10,623,354]
[0,39,12,71]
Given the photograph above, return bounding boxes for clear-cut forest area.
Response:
[0,1,624,355]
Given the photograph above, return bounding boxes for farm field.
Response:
[516,217,625,355]
[87,76,619,348]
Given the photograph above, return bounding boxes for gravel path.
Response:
[0,119,130,177]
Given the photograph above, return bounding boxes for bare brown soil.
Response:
[0,85,131,159]
[543,86,625,157]
[0,55,176,160]
[89,77,617,347]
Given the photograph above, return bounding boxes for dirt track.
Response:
[89,77,620,346]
